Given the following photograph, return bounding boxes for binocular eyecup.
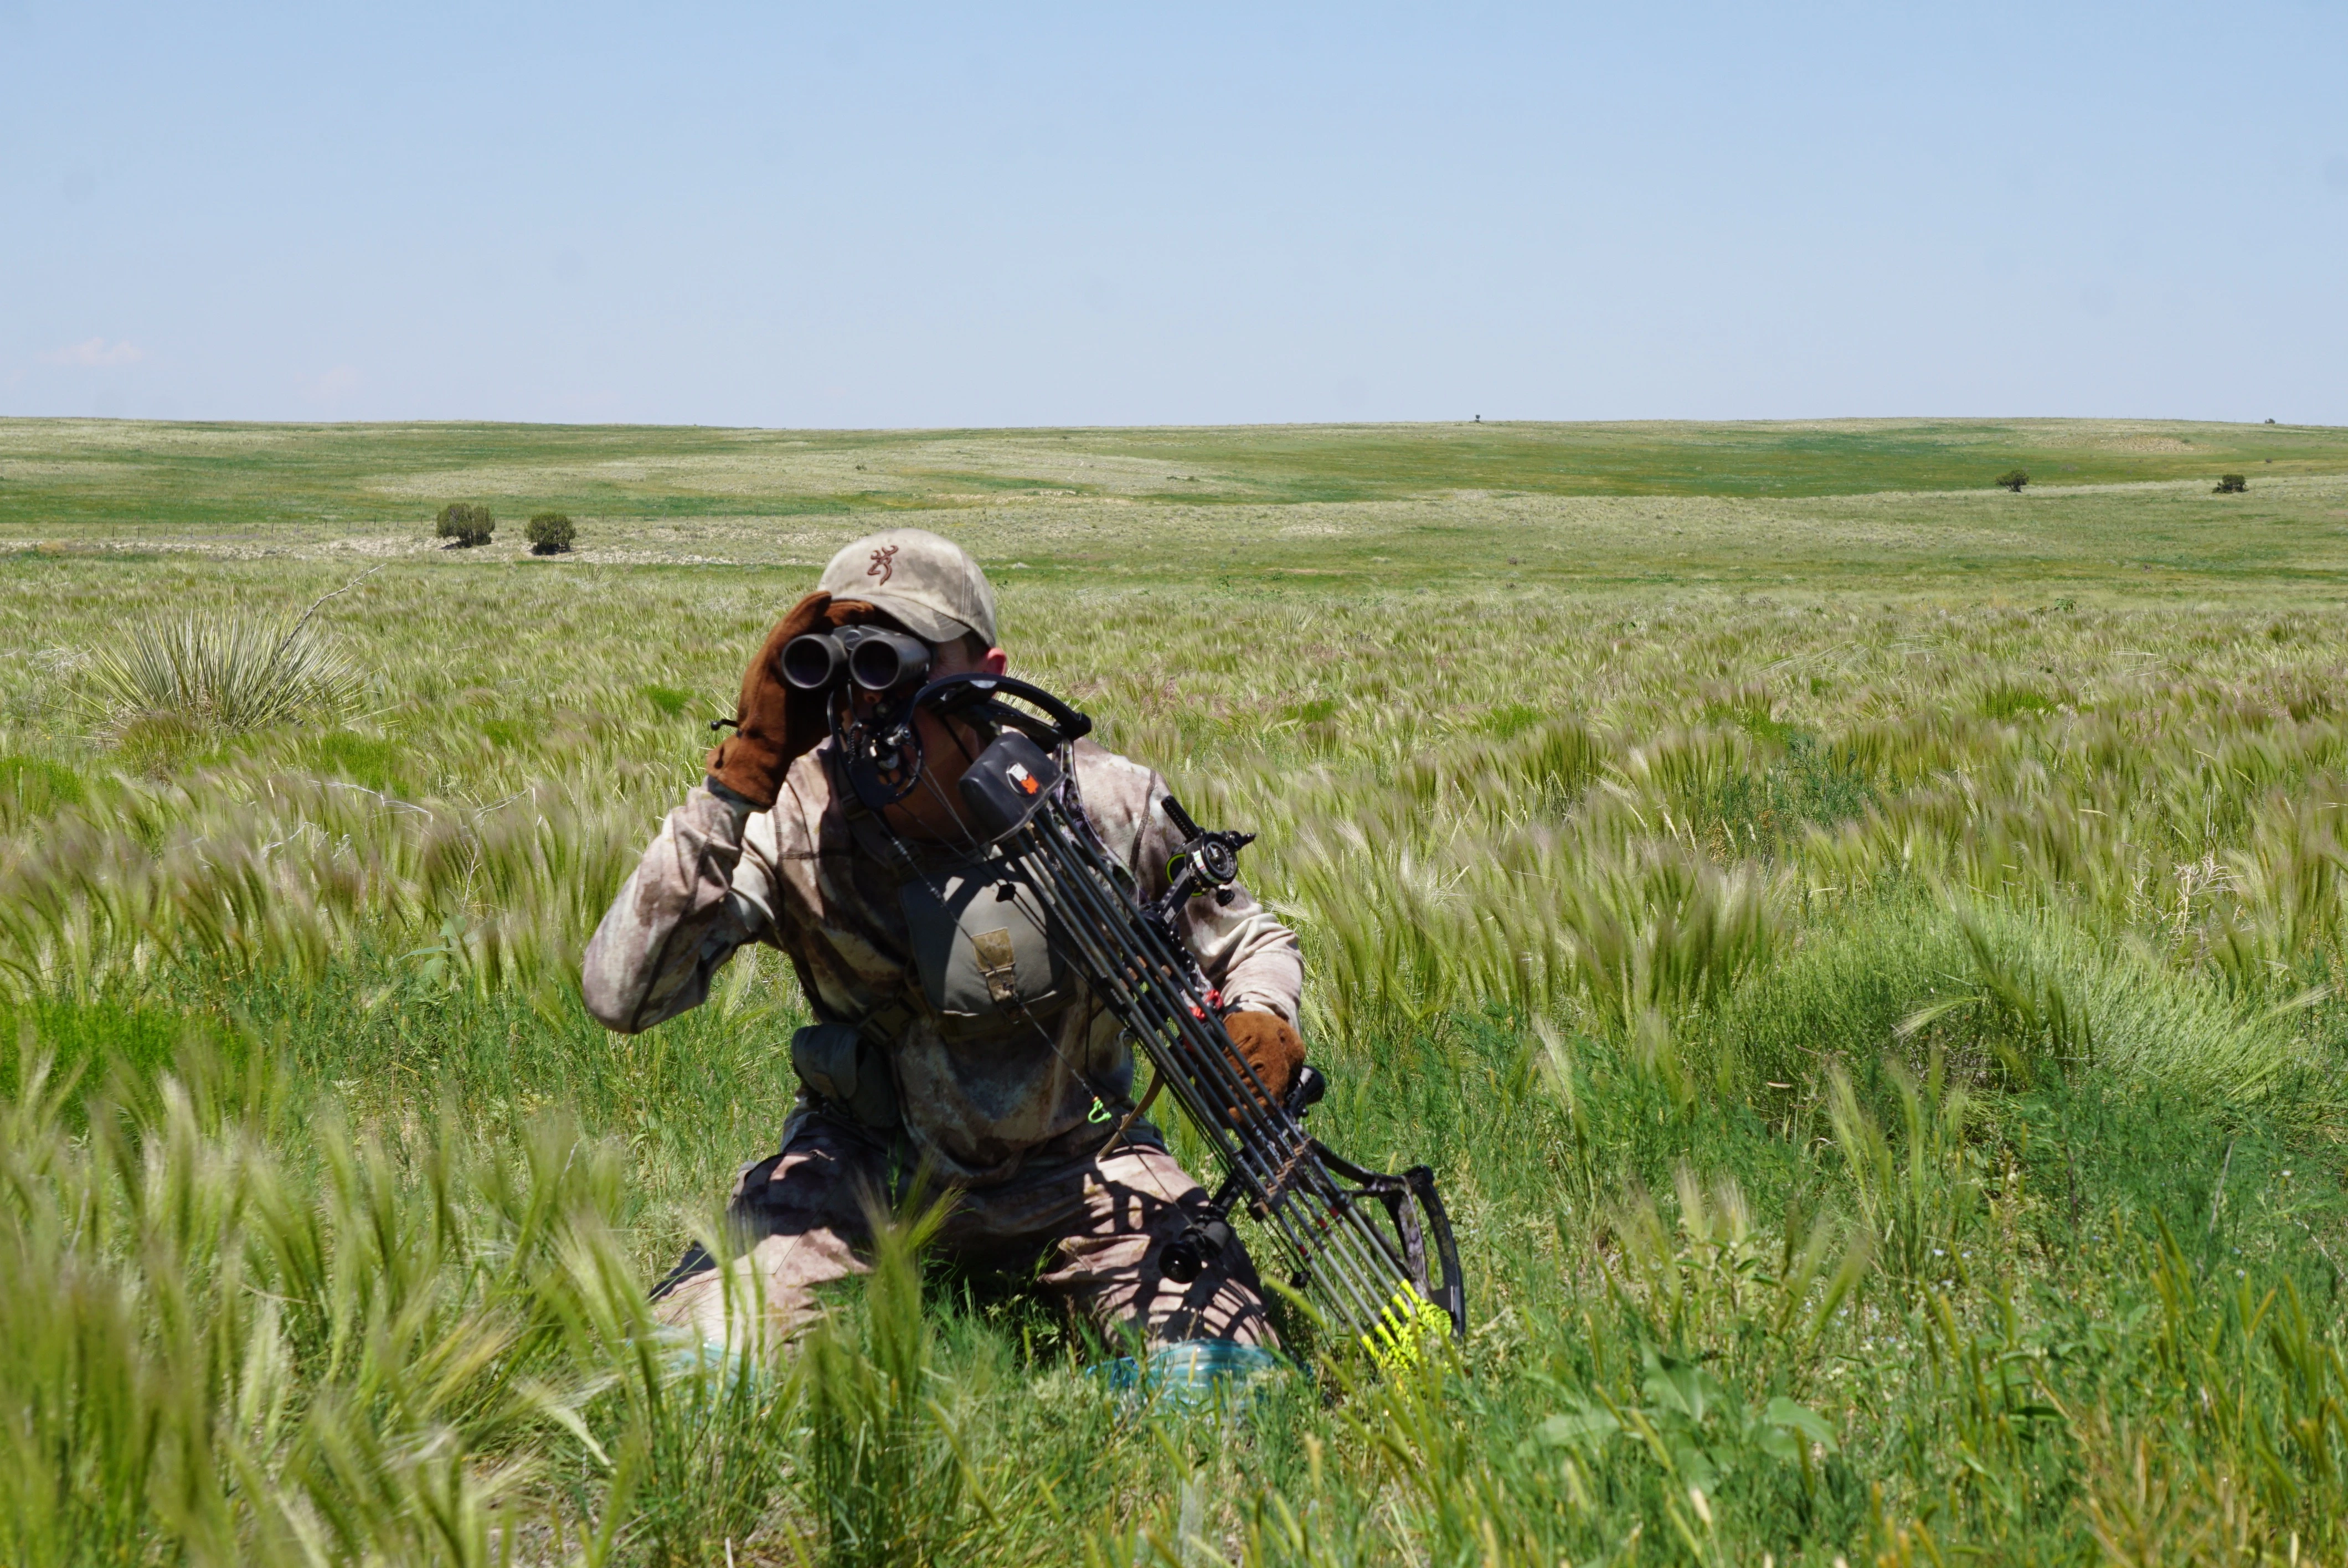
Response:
[781,627,934,694]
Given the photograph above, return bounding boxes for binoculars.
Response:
[781,626,933,694]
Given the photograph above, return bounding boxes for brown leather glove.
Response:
[1222,1010,1305,1107]
[706,592,881,809]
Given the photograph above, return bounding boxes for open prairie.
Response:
[9,415,2348,595]
[7,415,2348,1565]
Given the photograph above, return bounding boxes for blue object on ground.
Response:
[1089,1339,1285,1410]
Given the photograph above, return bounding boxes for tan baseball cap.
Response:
[816,527,999,648]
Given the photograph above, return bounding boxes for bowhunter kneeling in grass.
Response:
[584,529,1306,1388]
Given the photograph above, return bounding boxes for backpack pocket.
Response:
[898,864,1067,1028]
[789,1021,899,1128]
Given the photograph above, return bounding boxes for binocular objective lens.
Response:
[847,631,931,693]
[777,627,934,693]
[780,633,846,690]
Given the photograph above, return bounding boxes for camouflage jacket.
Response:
[581,739,1303,1185]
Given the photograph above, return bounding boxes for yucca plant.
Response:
[81,613,365,735]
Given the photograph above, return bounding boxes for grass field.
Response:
[7,415,2348,1565]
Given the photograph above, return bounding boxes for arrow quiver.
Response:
[895,674,1466,1364]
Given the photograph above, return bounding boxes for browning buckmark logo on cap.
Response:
[817,528,998,647]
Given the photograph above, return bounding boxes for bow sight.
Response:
[896,673,1467,1364]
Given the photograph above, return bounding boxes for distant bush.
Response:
[526,512,577,554]
[435,503,495,547]
[2214,474,2248,494]
[1995,470,2029,493]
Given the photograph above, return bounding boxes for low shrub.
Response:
[81,613,365,734]
[526,512,577,554]
[2214,473,2248,494]
[435,502,495,547]
[1995,469,2029,492]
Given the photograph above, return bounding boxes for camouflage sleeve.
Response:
[580,780,777,1033]
[1137,779,1305,1027]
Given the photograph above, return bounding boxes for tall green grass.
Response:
[8,545,2348,1559]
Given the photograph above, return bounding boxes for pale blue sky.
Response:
[5,2,2344,427]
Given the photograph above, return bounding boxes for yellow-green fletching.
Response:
[1362,1281,1451,1369]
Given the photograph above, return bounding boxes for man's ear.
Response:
[982,646,1009,676]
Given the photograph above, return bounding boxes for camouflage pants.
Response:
[652,1112,1277,1353]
